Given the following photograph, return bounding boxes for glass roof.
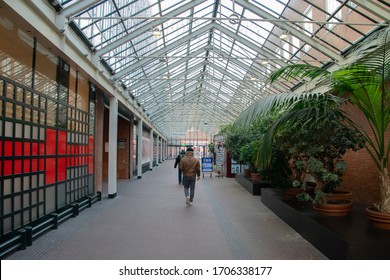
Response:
[50,0,389,138]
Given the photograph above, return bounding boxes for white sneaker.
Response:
[186,196,190,205]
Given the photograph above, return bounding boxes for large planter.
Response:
[244,168,252,177]
[284,187,314,200]
[251,173,262,182]
[313,199,353,217]
[366,206,390,230]
[325,190,352,201]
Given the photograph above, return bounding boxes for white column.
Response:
[164,140,167,161]
[156,135,159,166]
[162,140,165,162]
[137,119,143,178]
[161,140,165,162]
[108,96,118,198]
[149,129,154,170]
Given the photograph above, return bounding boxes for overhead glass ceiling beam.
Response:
[350,0,390,21]
[235,0,343,62]
[94,0,206,56]
[114,23,214,78]
[127,47,207,90]
[60,0,101,18]
[73,16,388,27]
[214,25,289,67]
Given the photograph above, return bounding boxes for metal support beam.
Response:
[95,0,207,57]
[350,0,390,22]
[235,0,344,62]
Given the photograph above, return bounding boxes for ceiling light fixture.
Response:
[258,59,270,65]
[279,31,289,40]
[151,28,161,37]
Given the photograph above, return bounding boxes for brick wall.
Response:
[117,117,131,179]
[102,108,133,180]
[340,102,390,205]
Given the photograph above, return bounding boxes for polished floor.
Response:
[5,160,327,260]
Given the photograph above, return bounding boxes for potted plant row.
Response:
[234,27,390,228]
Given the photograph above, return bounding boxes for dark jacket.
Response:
[174,153,185,168]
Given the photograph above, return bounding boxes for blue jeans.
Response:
[178,170,183,184]
[183,176,196,202]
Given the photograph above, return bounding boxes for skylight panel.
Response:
[159,0,188,15]
[249,0,288,18]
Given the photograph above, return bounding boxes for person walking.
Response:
[179,147,201,206]
[174,150,186,185]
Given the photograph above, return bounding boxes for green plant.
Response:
[207,142,215,154]
[296,191,313,203]
[239,141,259,169]
[219,124,251,163]
[313,189,327,205]
[236,27,390,213]
[219,117,273,164]
[257,103,363,193]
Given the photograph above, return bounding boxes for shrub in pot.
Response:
[272,116,363,202]
[219,117,272,176]
[239,141,262,180]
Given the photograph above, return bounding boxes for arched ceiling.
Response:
[48,0,389,138]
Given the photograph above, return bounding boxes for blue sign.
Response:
[202,157,213,173]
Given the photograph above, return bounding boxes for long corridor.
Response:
[5,160,326,260]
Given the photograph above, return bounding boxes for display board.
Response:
[214,134,225,176]
[201,157,213,173]
[202,157,213,178]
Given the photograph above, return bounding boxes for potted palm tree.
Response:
[235,27,390,228]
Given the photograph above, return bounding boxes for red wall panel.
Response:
[58,130,67,155]
[46,129,56,155]
[45,157,56,185]
[58,157,66,181]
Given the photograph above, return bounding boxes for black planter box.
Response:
[261,188,390,260]
[235,173,271,195]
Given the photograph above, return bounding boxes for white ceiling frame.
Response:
[127,47,208,91]
[114,23,215,79]
[235,0,344,63]
[350,0,390,22]
[60,0,101,18]
[94,0,207,57]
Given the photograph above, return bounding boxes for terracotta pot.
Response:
[284,187,314,200]
[251,173,261,182]
[244,168,252,177]
[325,190,352,201]
[313,199,353,217]
[366,206,390,230]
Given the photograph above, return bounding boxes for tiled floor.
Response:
[5,160,327,260]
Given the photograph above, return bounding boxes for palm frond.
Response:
[234,92,344,129]
[235,93,348,168]
[268,64,330,84]
[332,27,390,170]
